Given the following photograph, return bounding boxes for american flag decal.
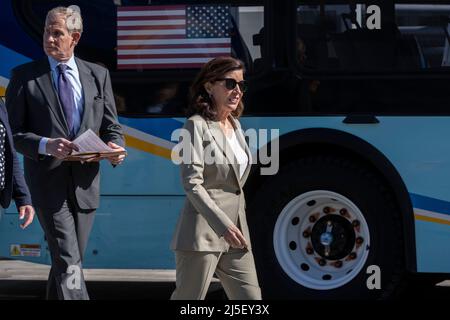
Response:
[117,5,232,69]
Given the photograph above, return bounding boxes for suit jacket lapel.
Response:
[34,59,69,134]
[75,58,95,138]
[206,119,241,187]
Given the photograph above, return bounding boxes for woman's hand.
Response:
[223,224,248,249]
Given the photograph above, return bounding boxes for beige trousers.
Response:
[170,247,262,300]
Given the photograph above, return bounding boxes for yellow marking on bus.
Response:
[415,214,450,226]
[125,134,172,159]
[0,86,5,97]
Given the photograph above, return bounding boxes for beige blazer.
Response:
[171,114,252,252]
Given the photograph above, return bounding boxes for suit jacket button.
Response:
[235,190,241,195]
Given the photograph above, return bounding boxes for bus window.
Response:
[290,1,450,115]
[296,3,347,71]
[296,1,450,72]
[396,4,450,69]
[13,0,264,116]
[296,2,399,72]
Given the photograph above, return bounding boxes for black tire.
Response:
[247,155,406,299]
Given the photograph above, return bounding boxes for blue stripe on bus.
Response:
[0,44,32,78]
[0,1,43,61]
[118,117,184,141]
[410,193,450,216]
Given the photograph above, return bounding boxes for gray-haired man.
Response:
[6,6,125,300]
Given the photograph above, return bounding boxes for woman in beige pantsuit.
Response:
[170,57,262,300]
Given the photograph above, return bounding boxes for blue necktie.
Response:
[57,64,75,136]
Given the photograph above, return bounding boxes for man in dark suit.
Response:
[0,101,34,229]
[5,5,125,300]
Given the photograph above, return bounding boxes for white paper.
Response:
[71,129,115,154]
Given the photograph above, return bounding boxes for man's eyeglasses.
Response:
[215,78,248,93]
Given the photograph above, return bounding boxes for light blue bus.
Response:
[1,0,450,299]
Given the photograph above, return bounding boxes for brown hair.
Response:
[186,56,245,120]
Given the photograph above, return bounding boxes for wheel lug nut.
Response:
[323,206,331,214]
[303,231,310,238]
[309,216,316,223]
[334,261,343,268]
[318,259,326,266]
[356,237,364,244]
[349,252,357,260]
[306,248,314,255]
[340,208,348,216]
[352,220,360,227]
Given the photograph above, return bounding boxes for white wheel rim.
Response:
[273,190,370,290]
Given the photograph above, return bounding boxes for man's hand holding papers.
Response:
[64,129,126,165]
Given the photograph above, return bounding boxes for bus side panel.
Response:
[83,195,183,269]
[0,195,183,269]
[0,208,48,264]
[415,220,450,272]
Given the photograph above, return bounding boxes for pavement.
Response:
[0,259,177,282]
[1,258,449,300]
[0,258,224,300]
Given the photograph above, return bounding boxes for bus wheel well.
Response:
[247,153,407,298]
[244,130,416,273]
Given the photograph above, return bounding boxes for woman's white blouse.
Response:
[226,129,248,179]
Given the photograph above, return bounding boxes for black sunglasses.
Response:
[215,78,248,93]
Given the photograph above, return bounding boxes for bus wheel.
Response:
[247,156,406,299]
